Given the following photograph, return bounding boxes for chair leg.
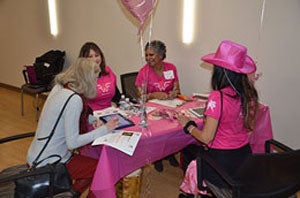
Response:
[21,89,24,116]
[35,93,39,122]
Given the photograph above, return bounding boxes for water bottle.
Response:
[125,97,132,111]
[119,95,126,110]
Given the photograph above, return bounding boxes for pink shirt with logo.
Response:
[135,62,179,94]
[205,87,250,149]
[87,66,116,111]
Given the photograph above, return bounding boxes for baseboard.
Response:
[0,83,20,92]
[0,83,48,99]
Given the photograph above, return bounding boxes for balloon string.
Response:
[259,0,266,40]
[253,0,266,80]
[148,13,153,45]
[140,33,144,61]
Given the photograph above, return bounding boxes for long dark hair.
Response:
[79,42,108,76]
[211,66,258,130]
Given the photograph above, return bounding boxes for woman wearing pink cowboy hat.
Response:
[177,40,259,198]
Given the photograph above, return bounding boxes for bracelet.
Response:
[188,125,196,134]
[183,120,197,134]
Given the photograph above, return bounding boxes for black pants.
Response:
[182,144,252,188]
[181,144,206,173]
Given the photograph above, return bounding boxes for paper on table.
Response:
[92,130,142,156]
[145,106,156,113]
[93,106,126,117]
[148,98,184,108]
[192,93,209,99]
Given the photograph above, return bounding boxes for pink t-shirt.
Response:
[205,87,250,149]
[135,62,179,94]
[87,66,116,111]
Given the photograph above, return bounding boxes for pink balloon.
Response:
[121,0,157,34]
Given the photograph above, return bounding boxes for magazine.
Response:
[92,130,142,156]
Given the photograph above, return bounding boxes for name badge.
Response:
[163,70,174,80]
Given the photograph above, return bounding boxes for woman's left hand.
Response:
[92,119,103,129]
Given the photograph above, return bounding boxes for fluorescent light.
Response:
[48,0,58,36]
[182,0,195,44]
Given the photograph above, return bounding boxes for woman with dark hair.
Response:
[177,40,258,197]
[79,42,121,110]
[135,40,181,171]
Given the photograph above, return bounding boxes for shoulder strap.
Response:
[207,90,223,149]
[32,92,77,166]
[217,90,223,128]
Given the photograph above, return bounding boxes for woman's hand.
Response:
[92,119,103,129]
[149,92,169,100]
[105,117,119,131]
[177,113,191,127]
[167,90,177,99]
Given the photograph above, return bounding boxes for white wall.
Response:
[0,0,299,148]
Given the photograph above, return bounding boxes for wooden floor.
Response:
[0,86,184,198]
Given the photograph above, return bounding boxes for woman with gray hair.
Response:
[135,40,181,100]
[135,40,181,171]
[26,58,119,196]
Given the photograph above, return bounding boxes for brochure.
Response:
[92,130,142,156]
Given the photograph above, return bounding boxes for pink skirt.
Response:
[180,160,207,195]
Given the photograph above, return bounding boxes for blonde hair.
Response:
[55,58,100,98]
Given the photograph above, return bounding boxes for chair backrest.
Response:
[197,139,300,198]
[120,72,138,100]
[23,65,38,85]
[234,149,300,197]
[235,149,300,194]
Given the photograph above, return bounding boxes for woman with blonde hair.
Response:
[27,58,119,197]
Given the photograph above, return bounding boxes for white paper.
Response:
[145,106,156,113]
[92,130,142,156]
[192,93,209,99]
[94,107,121,117]
[148,98,184,108]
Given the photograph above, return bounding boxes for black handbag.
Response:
[15,156,73,198]
[15,93,76,198]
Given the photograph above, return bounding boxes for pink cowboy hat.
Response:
[201,40,256,74]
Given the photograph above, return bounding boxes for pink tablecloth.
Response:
[90,101,273,198]
[249,104,273,153]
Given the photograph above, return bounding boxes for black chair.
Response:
[120,71,138,102]
[21,65,50,121]
[197,139,300,198]
[0,132,76,198]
